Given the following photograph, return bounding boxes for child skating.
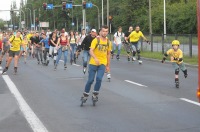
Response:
[161,40,188,88]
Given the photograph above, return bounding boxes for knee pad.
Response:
[132,51,136,56]
[137,50,141,54]
[175,69,179,75]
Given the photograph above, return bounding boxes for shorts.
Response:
[76,45,82,52]
[21,46,28,51]
[9,50,20,57]
[2,46,10,55]
[172,62,186,71]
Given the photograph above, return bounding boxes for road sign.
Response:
[66,3,72,9]
[86,2,93,8]
[39,22,49,28]
[47,4,54,10]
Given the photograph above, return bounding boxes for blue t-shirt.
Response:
[40,37,49,48]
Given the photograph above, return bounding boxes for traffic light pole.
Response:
[197,0,200,102]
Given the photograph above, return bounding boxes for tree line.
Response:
[0,0,197,34]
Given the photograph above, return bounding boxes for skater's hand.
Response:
[170,56,174,61]
[146,40,150,45]
[106,66,110,73]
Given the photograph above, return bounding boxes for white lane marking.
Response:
[59,60,81,66]
[73,64,81,67]
[2,75,48,132]
[125,80,148,87]
[180,98,200,107]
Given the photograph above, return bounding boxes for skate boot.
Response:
[83,67,87,74]
[70,59,73,65]
[111,51,114,59]
[132,57,136,62]
[2,67,8,74]
[54,60,56,66]
[138,60,143,64]
[127,57,130,61]
[175,78,179,88]
[64,64,67,70]
[37,61,40,64]
[46,60,49,66]
[107,73,111,82]
[54,64,57,71]
[183,70,188,78]
[80,92,89,106]
[14,67,17,75]
[92,91,99,106]
[116,55,120,60]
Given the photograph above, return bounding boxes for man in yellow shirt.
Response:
[2,31,22,74]
[126,25,149,64]
[161,40,188,88]
[81,25,111,106]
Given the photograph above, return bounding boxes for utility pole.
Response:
[149,0,152,34]
[107,0,109,26]
[102,0,104,25]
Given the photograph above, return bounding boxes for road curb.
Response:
[141,57,198,69]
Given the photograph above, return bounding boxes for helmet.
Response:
[172,40,180,46]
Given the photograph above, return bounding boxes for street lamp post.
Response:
[33,9,36,31]
[102,0,104,25]
[107,0,109,26]
[21,10,26,29]
[164,0,166,38]
[25,8,32,30]
[93,4,100,29]
[149,0,152,34]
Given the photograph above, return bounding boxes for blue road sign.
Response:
[47,4,54,10]
[86,2,93,8]
[66,3,73,9]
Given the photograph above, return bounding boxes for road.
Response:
[0,55,199,132]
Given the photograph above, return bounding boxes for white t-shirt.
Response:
[114,31,124,44]
[78,34,86,45]
[65,32,68,37]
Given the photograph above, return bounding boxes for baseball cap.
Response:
[91,29,96,32]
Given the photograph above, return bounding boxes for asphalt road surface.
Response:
[0,54,199,132]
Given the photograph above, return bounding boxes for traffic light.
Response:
[43,3,47,10]
[82,1,86,9]
[62,2,66,10]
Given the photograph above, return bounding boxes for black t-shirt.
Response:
[125,31,132,42]
[49,37,58,47]
[81,35,96,51]
[33,36,42,45]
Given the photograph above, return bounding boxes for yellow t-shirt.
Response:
[27,33,32,40]
[22,40,29,47]
[9,36,22,51]
[129,31,144,42]
[89,38,112,66]
[166,49,183,64]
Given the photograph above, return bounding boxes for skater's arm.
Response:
[161,50,170,63]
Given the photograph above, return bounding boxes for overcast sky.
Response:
[0,0,21,21]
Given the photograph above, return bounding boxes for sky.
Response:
[0,0,21,21]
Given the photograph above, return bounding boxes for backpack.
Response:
[10,35,22,43]
[116,31,124,37]
[95,37,110,50]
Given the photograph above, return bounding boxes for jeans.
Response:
[83,50,90,67]
[35,47,43,62]
[112,43,122,56]
[43,48,49,62]
[84,64,106,93]
[56,47,68,65]
[70,43,76,60]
